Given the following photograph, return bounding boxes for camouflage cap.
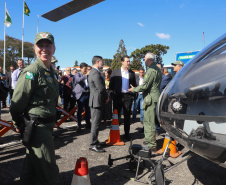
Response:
[171,60,184,66]
[51,56,57,63]
[34,32,54,45]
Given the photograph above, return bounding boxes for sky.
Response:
[0,0,226,69]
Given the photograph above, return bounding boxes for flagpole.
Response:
[204,33,205,48]
[37,15,39,33]
[4,2,6,74]
[22,0,25,59]
[202,32,205,48]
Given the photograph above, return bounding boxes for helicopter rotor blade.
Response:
[42,0,105,22]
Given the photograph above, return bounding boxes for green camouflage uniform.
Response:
[132,62,162,148]
[10,58,59,185]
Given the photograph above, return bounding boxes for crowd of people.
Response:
[0,31,185,184]
[0,59,25,118]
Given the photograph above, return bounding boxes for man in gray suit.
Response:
[72,63,91,132]
[88,56,109,153]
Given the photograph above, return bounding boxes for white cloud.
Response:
[156,33,171,40]
[137,22,144,27]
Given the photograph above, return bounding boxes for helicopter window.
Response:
[179,42,226,82]
[200,43,226,62]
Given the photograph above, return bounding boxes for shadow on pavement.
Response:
[60,162,149,185]
[53,126,79,150]
[0,152,23,185]
[187,155,226,185]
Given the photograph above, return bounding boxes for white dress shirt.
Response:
[11,68,22,89]
[139,77,144,94]
[121,67,129,93]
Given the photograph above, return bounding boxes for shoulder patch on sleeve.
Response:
[26,72,35,80]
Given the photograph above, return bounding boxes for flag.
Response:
[202,32,205,42]
[4,8,12,27]
[24,1,30,16]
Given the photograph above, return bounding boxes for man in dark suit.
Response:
[72,63,91,132]
[6,65,15,106]
[88,56,109,152]
[157,64,171,92]
[109,55,137,140]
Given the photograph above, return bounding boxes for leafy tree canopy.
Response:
[111,39,127,70]
[0,35,35,72]
[103,58,112,67]
[130,56,143,71]
[130,44,169,67]
[74,60,78,67]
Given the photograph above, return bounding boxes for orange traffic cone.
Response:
[157,132,182,158]
[71,157,91,185]
[106,109,125,146]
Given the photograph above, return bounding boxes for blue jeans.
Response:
[132,94,144,122]
[77,93,91,127]
[7,92,10,106]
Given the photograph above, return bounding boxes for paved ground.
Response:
[1,107,226,185]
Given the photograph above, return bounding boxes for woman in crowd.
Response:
[103,68,112,124]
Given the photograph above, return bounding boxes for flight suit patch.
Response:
[45,72,53,83]
[26,72,35,80]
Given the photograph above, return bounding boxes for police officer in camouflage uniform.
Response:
[128,53,162,152]
[10,32,59,185]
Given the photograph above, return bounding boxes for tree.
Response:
[74,60,78,67]
[130,56,142,70]
[23,41,35,65]
[0,35,35,71]
[111,39,127,70]
[103,58,112,67]
[130,44,169,67]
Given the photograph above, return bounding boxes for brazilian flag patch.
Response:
[26,72,35,80]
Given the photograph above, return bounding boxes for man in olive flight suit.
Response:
[10,32,59,185]
[129,52,162,152]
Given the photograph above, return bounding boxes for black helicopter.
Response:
[157,32,226,168]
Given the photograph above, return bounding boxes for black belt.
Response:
[120,92,133,95]
[27,114,56,124]
[82,91,90,95]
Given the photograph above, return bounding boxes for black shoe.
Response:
[156,130,160,136]
[76,127,82,133]
[125,134,131,141]
[85,124,91,129]
[176,143,183,148]
[89,146,106,153]
[139,128,144,134]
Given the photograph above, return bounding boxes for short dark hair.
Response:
[139,68,144,71]
[105,68,112,76]
[80,62,88,69]
[17,59,24,63]
[121,55,130,62]
[92,56,103,65]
